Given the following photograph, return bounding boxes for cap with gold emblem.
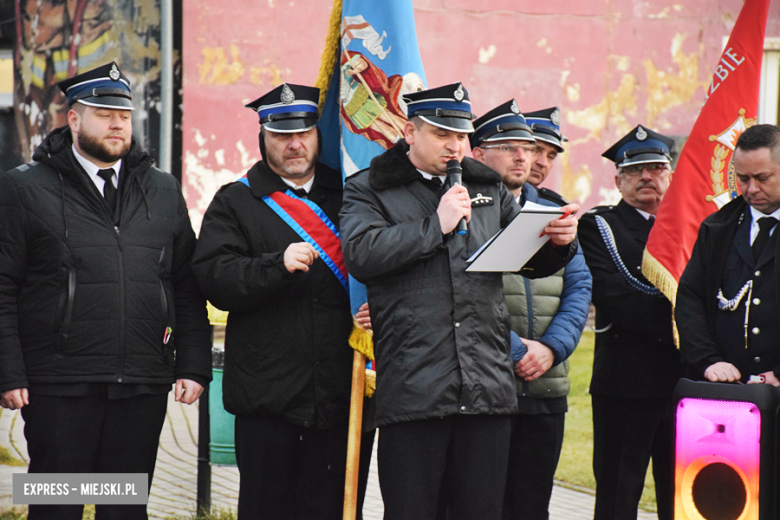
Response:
[470,99,534,149]
[402,82,474,133]
[245,83,320,133]
[525,107,567,153]
[57,62,134,110]
[602,125,674,168]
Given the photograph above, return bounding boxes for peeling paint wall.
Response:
[182,0,780,231]
[181,0,331,232]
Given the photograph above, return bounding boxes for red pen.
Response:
[540,210,572,238]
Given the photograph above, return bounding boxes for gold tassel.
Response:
[365,369,376,398]
[207,302,229,326]
[349,320,374,360]
[314,0,343,115]
[349,320,374,396]
[641,250,680,347]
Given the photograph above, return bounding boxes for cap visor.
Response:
[263,117,318,133]
[77,97,135,110]
[419,115,474,133]
[620,153,670,167]
[532,133,564,152]
[480,129,535,144]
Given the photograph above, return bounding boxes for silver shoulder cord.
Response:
[591,215,661,334]
[717,280,753,349]
[594,216,662,296]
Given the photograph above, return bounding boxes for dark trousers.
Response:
[379,414,511,520]
[234,414,352,520]
[502,412,565,520]
[591,395,674,520]
[22,392,169,520]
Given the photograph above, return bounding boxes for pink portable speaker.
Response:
[673,379,780,520]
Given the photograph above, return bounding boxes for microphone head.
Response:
[446,159,462,175]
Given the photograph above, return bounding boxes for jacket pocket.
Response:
[57,268,76,353]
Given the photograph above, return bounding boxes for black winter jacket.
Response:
[191,161,353,428]
[0,127,212,393]
[339,142,576,427]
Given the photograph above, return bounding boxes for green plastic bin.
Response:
[209,367,237,466]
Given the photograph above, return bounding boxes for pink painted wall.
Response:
[182,0,780,232]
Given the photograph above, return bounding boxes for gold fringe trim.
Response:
[349,320,374,360]
[641,250,680,347]
[365,369,376,398]
[207,302,229,326]
[314,0,343,115]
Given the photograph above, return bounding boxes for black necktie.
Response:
[752,216,777,259]
[422,176,443,194]
[97,169,117,214]
[292,187,308,199]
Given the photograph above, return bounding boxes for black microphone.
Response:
[446,159,468,235]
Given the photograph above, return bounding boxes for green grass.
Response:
[554,329,658,512]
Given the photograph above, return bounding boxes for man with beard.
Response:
[339,84,579,520]
[578,126,682,520]
[0,62,212,520]
[470,100,591,520]
[192,83,369,520]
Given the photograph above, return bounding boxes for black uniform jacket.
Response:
[339,141,576,427]
[192,160,353,429]
[579,200,681,399]
[0,127,212,393]
[677,197,780,381]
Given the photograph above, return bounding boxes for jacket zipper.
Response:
[159,247,170,351]
[115,226,126,382]
[58,269,76,351]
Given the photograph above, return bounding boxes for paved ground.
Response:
[0,396,658,519]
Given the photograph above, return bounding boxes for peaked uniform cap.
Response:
[402,82,475,133]
[57,62,134,110]
[470,99,534,149]
[602,125,674,168]
[245,83,320,133]
[525,107,566,152]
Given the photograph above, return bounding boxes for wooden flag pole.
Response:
[343,350,366,520]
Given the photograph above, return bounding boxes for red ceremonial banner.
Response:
[642,0,771,311]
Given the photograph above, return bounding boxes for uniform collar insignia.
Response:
[470,193,493,205]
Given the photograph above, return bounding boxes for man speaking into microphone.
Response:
[340,83,579,520]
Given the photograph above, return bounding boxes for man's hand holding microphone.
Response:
[437,159,470,235]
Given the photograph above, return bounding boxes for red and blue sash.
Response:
[238,176,348,292]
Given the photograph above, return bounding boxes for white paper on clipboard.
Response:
[466,202,563,272]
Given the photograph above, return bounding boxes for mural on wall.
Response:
[13,0,164,161]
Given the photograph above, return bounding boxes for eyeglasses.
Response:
[480,143,539,157]
[618,163,670,176]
